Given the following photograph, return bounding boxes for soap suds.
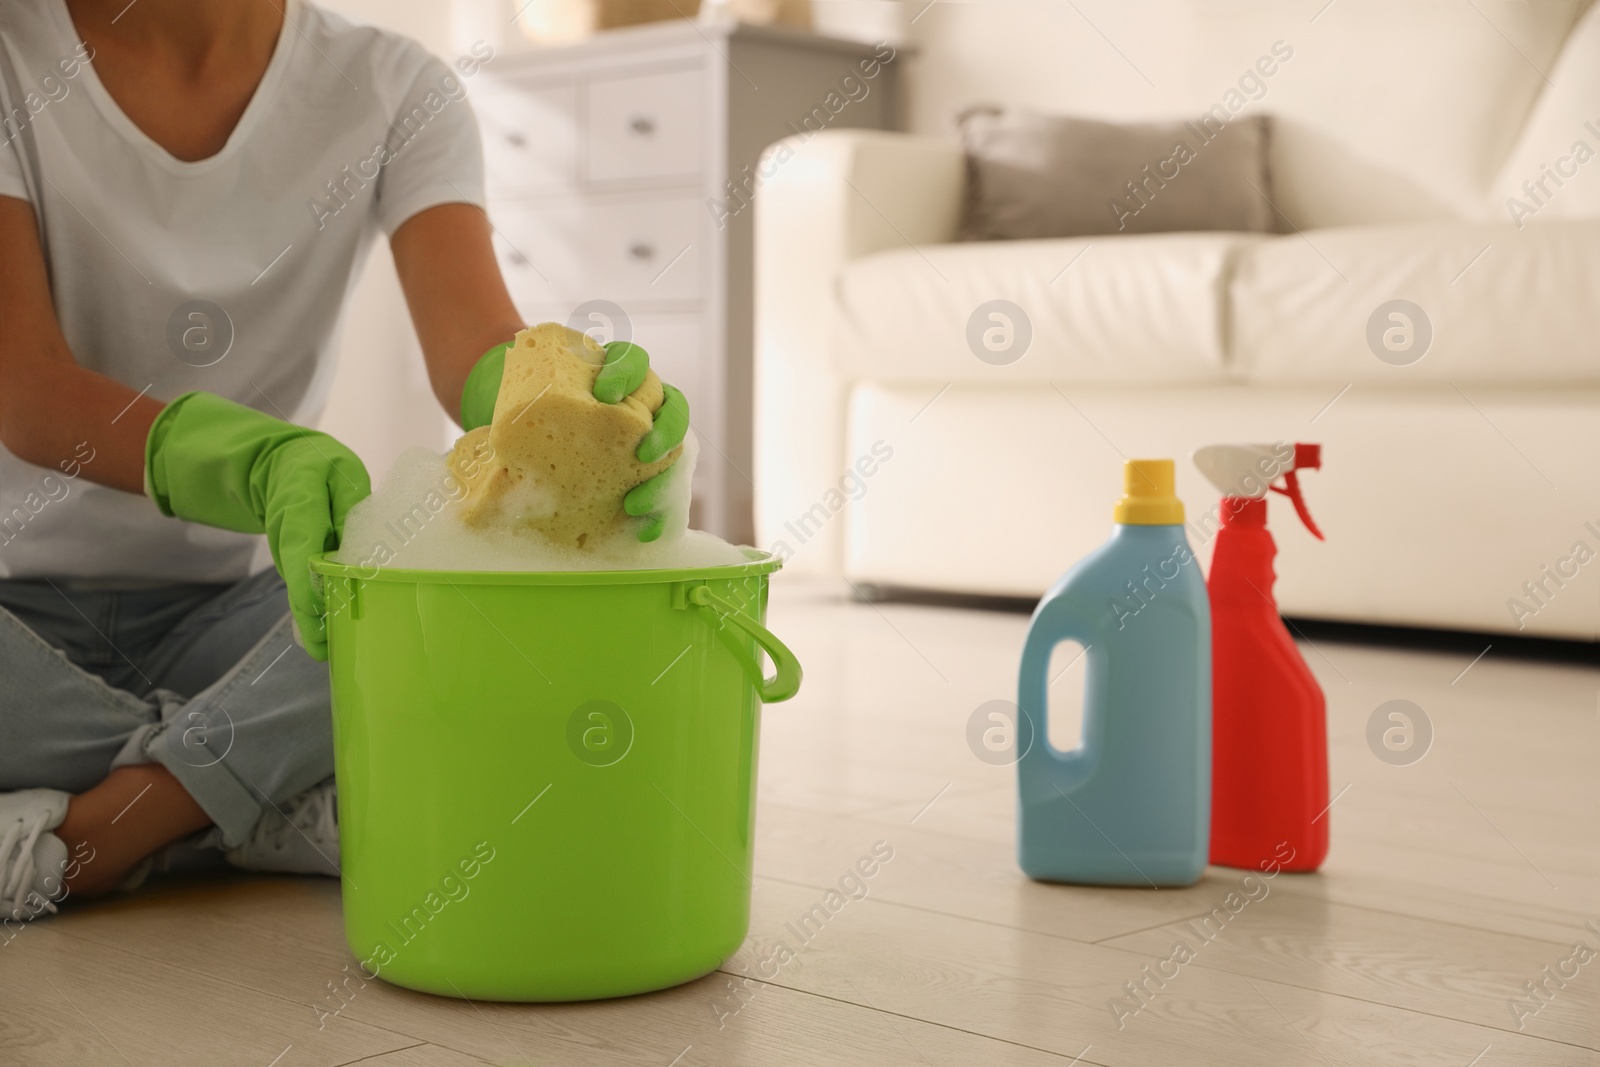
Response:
[334,432,749,573]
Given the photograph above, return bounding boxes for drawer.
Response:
[475,77,577,195]
[583,67,705,184]
[491,194,706,307]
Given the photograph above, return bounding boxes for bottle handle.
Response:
[1017,602,1100,787]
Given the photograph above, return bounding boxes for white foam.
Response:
[333,431,750,573]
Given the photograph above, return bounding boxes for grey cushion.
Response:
[958,107,1277,240]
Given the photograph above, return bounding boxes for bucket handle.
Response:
[688,586,803,703]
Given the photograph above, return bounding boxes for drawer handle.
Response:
[508,250,529,266]
[628,242,655,261]
[628,115,656,136]
[505,132,527,148]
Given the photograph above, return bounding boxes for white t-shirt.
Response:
[0,0,485,583]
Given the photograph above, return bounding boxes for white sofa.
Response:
[754,0,1600,640]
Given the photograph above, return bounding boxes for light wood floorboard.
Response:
[3,579,1595,1065]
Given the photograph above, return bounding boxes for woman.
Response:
[0,0,683,920]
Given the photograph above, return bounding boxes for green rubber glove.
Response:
[458,339,691,541]
[624,381,690,542]
[145,391,371,661]
[459,341,509,432]
[593,340,649,403]
[603,341,690,542]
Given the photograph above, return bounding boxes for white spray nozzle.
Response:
[1191,443,1298,498]
[1192,442,1324,540]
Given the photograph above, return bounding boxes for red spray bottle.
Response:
[1192,442,1328,873]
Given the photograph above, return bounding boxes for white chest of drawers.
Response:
[474,22,902,542]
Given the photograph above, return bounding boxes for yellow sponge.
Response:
[446,323,680,549]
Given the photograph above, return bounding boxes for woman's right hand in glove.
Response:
[144,391,371,661]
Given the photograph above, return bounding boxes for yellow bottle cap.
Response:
[1113,458,1185,525]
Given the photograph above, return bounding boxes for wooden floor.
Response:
[5,579,1598,1066]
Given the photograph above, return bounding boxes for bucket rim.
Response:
[310,547,782,586]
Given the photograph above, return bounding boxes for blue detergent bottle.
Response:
[1017,459,1211,886]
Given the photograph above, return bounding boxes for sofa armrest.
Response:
[753,130,964,575]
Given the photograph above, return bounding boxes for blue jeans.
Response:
[0,569,333,847]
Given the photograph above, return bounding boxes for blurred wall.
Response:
[899,0,1583,138]
[898,0,1584,226]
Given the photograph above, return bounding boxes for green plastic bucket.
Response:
[309,549,801,1001]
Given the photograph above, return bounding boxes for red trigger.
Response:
[1269,470,1324,541]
